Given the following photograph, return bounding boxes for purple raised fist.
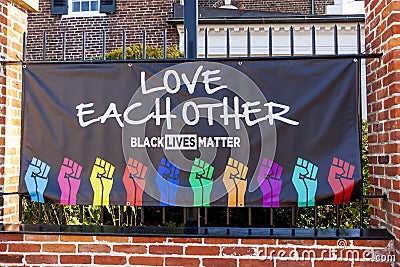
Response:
[256,158,283,207]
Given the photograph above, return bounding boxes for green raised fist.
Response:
[189,158,214,207]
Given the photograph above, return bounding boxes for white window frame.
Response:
[62,0,105,18]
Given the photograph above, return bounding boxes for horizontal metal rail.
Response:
[4,225,392,240]
[0,53,382,66]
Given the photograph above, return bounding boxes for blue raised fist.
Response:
[155,158,180,206]
[24,157,51,203]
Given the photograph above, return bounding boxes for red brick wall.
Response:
[0,0,27,224]
[198,0,334,15]
[0,233,394,266]
[365,0,400,265]
[26,0,179,60]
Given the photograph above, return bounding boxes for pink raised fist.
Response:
[58,157,83,205]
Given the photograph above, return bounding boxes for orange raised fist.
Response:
[222,158,248,207]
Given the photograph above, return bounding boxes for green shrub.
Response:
[105,44,183,60]
[294,120,370,228]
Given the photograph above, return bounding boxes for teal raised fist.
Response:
[291,157,318,207]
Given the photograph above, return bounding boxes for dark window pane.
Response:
[72,2,80,12]
[81,1,89,11]
[91,1,98,11]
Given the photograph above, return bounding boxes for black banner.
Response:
[20,59,362,207]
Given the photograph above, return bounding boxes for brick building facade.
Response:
[0,0,30,225]
[26,0,178,60]
[365,0,400,264]
[26,0,337,60]
[0,0,397,266]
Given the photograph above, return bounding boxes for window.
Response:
[51,0,116,16]
[72,0,99,13]
[68,0,101,17]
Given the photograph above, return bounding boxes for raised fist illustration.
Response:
[222,158,248,207]
[90,157,115,206]
[122,157,147,206]
[189,158,214,207]
[58,157,82,205]
[155,158,180,206]
[256,158,283,207]
[24,157,51,203]
[328,157,355,204]
[292,157,318,207]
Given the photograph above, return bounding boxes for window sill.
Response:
[61,12,106,19]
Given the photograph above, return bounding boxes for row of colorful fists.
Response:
[24,155,355,207]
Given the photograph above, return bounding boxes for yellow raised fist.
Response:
[90,157,115,206]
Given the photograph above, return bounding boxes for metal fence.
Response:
[7,23,389,238]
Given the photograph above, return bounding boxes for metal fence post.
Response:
[183,0,199,231]
[184,0,198,59]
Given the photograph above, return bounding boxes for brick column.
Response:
[0,0,37,225]
[365,0,400,264]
